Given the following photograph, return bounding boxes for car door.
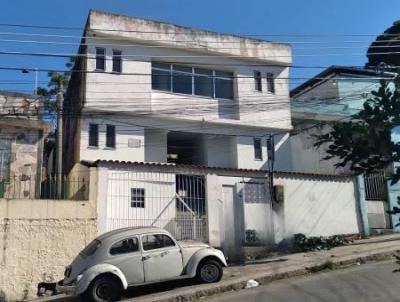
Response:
[141,233,183,282]
[106,237,145,285]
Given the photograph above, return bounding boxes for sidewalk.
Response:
[32,234,400,302]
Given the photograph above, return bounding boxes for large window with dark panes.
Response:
[106,125,116,148]
[267,73,275,93]
[95,48,106,71]
[152,62,234,100]
[88,124,99,147]
[112,49,122,73]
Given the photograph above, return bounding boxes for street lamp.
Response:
[21,68,39,95]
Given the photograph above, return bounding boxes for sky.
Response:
[1,0,400,94]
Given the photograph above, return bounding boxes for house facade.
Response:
[64,12,367,260]
[64,10,292,173]
[0,91,49,198]
[287,66,399,235]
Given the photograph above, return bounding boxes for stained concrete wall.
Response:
[0,199,97,302]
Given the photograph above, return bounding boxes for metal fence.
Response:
[107,171,208,242]
[364,171,388,201]
[0,174,89,200]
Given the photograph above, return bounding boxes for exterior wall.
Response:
[279,124,350,175]
[236,136,268,170]
[144,129,168,163]
[0,126,43,198]
[204,135,237,168]
[83,37,291,130]
[293,77,339,102]
[275,174,362,240]
[0,199,97,301]
[79,117,145,163]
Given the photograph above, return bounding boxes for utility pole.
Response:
[56,83,63,199]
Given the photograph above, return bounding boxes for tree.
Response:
[37,57,74,115]
[314,75,400,227]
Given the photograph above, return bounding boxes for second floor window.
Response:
[106,125,116,148]
[112,50,122,73]
[95,47,106,71]
[89,124,99,147]
[254,138,262,160]
[267,73,275,93]
[152,62,234,100]
[254,71,262,91]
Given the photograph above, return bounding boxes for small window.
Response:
[95,47,106,71]
[106,125,116,148]
[267,73,275,93]
[112,49,122,73]
[142,234,175,251]
[110,238,139,255]
[131,188,145,208]
[81,239,101,256]
[254,138,262,160]
[254,71,262,92]
[89,124,99,147]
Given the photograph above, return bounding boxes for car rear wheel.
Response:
[196,260,223,283]
[88,275,123,302]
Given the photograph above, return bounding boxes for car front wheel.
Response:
[88,275,123,302]
[196,260,223,283]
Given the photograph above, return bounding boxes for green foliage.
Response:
[37,56,75,114]
[308,261,338,273]
[293,233,351,252]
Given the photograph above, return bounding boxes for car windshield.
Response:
[80,239,101,257]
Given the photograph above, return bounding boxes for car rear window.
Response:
[81,239,101,256]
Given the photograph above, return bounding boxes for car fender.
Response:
[185,248,227,277]
[75,263,128,295]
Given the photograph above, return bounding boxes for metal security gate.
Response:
[364,171,391,229]
[107,171,208,242]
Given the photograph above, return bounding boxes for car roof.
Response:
[96,227,170,242]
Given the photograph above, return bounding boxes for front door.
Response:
[141,233,183,282]
[106,237,145,285]
[222,185,237,260]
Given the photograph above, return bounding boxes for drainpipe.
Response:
[356,175,370,236]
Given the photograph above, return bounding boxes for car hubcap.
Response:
[97,282,114,300]
[201,264,219,282]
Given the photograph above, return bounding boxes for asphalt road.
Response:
[205,261,400,302]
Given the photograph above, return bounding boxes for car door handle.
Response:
[142,255,151,261]
[160,251,169,257]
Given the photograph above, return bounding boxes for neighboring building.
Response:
[64,10,292,173]
[286,66,398,235]
[0,91,49,198]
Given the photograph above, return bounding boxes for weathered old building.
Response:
[0,91,50,198]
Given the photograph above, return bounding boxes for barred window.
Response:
[131,188,145,208]
[244,183,266,203]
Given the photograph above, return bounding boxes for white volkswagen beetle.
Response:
[51,227,227,302]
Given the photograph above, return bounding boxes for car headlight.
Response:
[76,274,83,284]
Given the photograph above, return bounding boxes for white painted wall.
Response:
[275,175,362,238]
[236,136,268,170]
[79,117,145,162]
[83,36,291,131]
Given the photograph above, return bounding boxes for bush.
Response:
[293,233,351,252]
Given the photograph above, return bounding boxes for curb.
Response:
[130,247,400,302]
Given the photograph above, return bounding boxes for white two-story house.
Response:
[64,10,292,171]
[64,10,292,259]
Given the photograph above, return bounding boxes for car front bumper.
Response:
[55,280,76,295]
